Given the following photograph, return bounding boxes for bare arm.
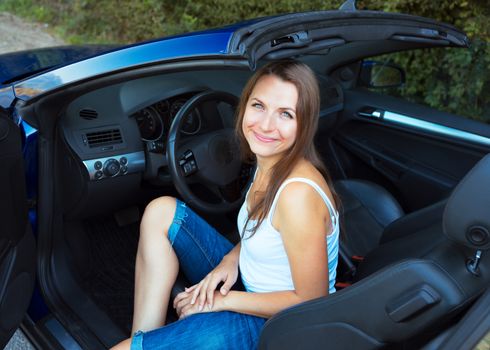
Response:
[216,182,331,317]
[176,182,332,319]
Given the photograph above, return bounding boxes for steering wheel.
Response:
[167,90,248,213]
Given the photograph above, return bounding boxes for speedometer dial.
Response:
[135,106,164,141]
[170,99,202,135]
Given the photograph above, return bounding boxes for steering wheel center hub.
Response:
[210,135,236,166]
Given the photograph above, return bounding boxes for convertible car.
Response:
[1,1,489,349]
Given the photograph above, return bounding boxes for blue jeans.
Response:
[131,200,267,350]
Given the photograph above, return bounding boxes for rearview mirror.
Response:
[360,60,405,88]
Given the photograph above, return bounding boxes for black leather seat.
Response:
[334,179,405,257]
[334,178,453,281]
[354,199,447,280]
[334,180,454,281]
[259,154,490,349]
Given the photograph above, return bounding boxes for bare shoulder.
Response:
[287,160,335,207]
[272,161,335,232]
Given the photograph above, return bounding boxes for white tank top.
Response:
[238,177,340,294]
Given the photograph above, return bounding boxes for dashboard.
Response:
[60,69,247,187]
[65,90,230,182]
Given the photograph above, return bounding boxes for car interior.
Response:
[13,43,490,349]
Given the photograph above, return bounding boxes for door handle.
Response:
[357,108,384,120]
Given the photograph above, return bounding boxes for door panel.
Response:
[0,113,36,348]
[331,89,489,212]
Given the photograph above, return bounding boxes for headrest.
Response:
[443,153,490,250]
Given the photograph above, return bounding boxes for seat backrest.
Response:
[354,200,446,281]
[334,179,404,257]
[443,153,490,252]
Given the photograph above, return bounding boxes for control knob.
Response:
[103,159,120,177]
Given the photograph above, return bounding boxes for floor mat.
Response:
[82,216,139,333]
[80,210,235,333]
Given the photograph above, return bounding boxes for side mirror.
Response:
[360,60,405,88]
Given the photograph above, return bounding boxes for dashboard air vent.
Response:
[85,129,122,148]
[80,109,98,120]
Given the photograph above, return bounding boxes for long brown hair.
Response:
[235,60,339,238]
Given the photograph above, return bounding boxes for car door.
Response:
[328,49,490,212]
[0,109,36,348]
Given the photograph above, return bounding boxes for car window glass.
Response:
[361,44,490,125]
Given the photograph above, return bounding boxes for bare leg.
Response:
[131,196,179,333]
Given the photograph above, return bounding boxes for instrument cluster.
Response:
[133,93,202,146]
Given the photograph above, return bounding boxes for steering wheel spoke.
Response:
[206,180,242,204]
[178,149,199,177]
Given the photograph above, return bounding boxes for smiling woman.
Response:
[111,60,340,350]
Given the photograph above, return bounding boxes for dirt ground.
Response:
[0,12,64,55]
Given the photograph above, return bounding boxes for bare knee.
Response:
[140,196,177,242]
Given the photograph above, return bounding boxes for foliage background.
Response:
[0,0,488,123]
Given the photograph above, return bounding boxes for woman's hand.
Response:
[176,253,239,312]
[173,290,225,319]
[173,289,201,319]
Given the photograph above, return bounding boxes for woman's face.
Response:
[242,74,298,162]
